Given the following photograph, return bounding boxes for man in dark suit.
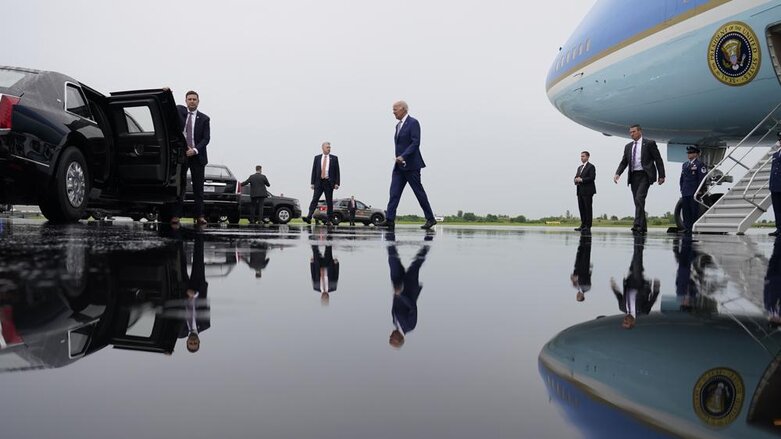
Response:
[768,136,781,236]
[610,235,660,329]
[303,142,340,225]
[241,165,271,224]
[386,101,436,230]
[574,150,596,232]
[570,235,592,302]
[243,243,270,278]
[172,90,211,225]
[388,243,429,348]
[348,196,357,226]
[679,146,707,234]
[310,245,339,305]
[613,124,665,234]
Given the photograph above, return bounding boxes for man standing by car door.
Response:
[303,142,340,225]
[241,165,271,224]
[172,90,210,225]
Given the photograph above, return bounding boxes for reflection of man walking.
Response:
[303,142,340,225]
[610,235,660,329]
[388,244,429,348]
[385,101,436,230]
[241,165,271,224]
[310,245,339,305]
[613,124,665,234]
[570,235,592,302]
[574,151,596,232]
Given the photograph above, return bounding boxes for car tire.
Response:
[275,207,292,224]
[370,213,385,226]
[43,147,90,223]
[145,211,159,222]
[331,213,343,225]
[218,215,228,223]
[91,211,107,221]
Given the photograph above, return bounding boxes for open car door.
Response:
[106,88,186,202]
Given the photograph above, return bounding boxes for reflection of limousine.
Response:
[539,310,781,438]
[313,198,385,226]
[0,66,186,223]
[0,236,198,372]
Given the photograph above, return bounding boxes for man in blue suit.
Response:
[385,101,436,230]
[303,142,340,225]
[769,136,781,236]
[172,90,210,225]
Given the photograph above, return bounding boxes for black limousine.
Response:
[0,66,186,222]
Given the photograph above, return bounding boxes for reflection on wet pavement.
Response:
[0,219,780,438]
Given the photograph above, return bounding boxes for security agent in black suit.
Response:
[613,124,666,234]
[388,243,429,348]
[310,245,339,305]
[574,150,596,232]
[610,235,660,329]
[303,142,340,225]
[570,235,592,302]
[241,165,271,224]
[244,243,270,278]
[172,90,211,225]
[768,136,781,236]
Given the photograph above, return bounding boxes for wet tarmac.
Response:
[0,218,779,439]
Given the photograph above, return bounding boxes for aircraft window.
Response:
[586,39,591,52]
[578,43,584,56]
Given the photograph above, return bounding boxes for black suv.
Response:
[239,186,301,224]
[184,164,241,223]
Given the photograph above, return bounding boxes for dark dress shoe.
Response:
[302,216,311,224]
[421,219,437,230]
[769,230,781,237]
[574,226,583,231]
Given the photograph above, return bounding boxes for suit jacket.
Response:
[311,246,339,292]
[611,239,660,315]
[573,236,592,291]
[177,105,211,166]
[395,116,426,171]
[615,138,665,184]
[575,162,596,196]
[242,173,271,197]
[177,237,210,337]
[310,154,340,188]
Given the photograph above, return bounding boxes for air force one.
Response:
[548,0,781,233]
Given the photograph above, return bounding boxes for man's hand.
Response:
[574,177,582,183]
[334,185,339,190]
[186,148,196,157]
[658,177,665,185]
[613,174,620,184]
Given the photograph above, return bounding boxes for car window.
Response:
[0,69,28,88]
[65,84,93,120]
[357,201,367,209]
[123,106,154,133]
[205,166,233,179]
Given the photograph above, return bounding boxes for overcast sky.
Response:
[4,0,691,218]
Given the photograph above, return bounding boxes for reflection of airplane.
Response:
[0,235,204,372]
[548,1,781,230]
[539,312,781,438]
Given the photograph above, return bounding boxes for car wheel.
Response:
[44,147,90,223]
[218,215,229,223]
[275,207,292,224]
[91,211,107,221]
[145,211,158,222]
[331,213,343,225]
[370,213,385,226]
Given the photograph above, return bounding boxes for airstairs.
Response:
[693,102,781,234]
